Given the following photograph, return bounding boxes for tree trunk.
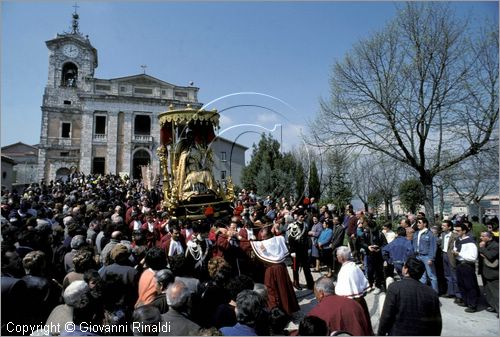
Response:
[363,201,369,213]
[384,198,390,220]
[389,197,395,223]
[474,199,483,226]
[421,173,435,226]
[437,184,445,222]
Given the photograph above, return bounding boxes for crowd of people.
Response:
[0,173,498,336]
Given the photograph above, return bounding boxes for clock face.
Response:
[62,43,79,58]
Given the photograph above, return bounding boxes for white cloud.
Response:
[219,114,234,126]
[256,113,279,124]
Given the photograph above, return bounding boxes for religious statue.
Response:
[157,105,233,220]
[174,130,218,201]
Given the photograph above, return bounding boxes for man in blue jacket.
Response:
[382,227,413,278]
[412,217,438,292]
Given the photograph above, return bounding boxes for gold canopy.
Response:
[157,103,235,215]
[158,104,220,128]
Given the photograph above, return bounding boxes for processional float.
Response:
[157,104,234,220]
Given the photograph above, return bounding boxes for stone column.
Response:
[38,108,49,181]
[121,111,133,176]
[79,110,93,174]
[106,111,118,174]
[151,112,160,180]
[37,149,47,182]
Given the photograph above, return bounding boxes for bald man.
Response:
[159,281,200,336]
[100,231,123,266]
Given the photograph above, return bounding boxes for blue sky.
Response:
[1,1,498,154]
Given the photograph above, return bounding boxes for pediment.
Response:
[113,74,175,88]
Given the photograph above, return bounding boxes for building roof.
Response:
[1,142,38,156]
[214,136,249,150]
[1,155,17,165]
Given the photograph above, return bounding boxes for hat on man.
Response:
[110,243,130,261]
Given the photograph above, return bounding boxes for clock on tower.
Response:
[62,43,80,58]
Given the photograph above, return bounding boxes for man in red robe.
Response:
[251,228,299,316]
[264,263,300,316]
[307,276,373,336]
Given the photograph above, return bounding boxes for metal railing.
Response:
[47,137,79,147]
[93,134,107,142]
[134,135,153,142]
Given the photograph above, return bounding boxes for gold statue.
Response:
[225,176,235,202]
[157,107,232,219]
[174,131,218,201]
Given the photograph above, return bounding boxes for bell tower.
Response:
[38,6,99,182]
[44,6,98,91]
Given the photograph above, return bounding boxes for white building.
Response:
[1,142,39,185]
[378,194,499,219]
[37,11,246,185]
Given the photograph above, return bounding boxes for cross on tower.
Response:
[140,65,147,74]
[71,3,80,34]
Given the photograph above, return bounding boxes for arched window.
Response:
[62,62,78,87]
[132,149,151,179]
[55,167,71,182]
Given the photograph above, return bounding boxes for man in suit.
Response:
[331,216,346,278]
[160,280,200,336]
[439,220,461,299]
[479,231,499,316]
[453,223,480,313]
[378,256,442,336]
[359,219,387,293]
[287,213,314,290]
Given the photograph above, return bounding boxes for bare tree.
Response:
[432,175,450,221]
[350,154,378,212]
[312,3,498,224]
[370,154,406,222]
[348,152,405,219]
[442,147,499,222]
[322,147,353,212]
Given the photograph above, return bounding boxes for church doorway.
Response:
[132,149,150,180]
[55,167,71,182]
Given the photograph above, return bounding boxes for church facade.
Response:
[37,12,246,185]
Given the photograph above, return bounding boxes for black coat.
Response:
[479,239,499,280]
[288,221,308,253]
[359,227,387,254]
[331,224,345,249]
[22,275,61,325]
[378,278,442,336]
